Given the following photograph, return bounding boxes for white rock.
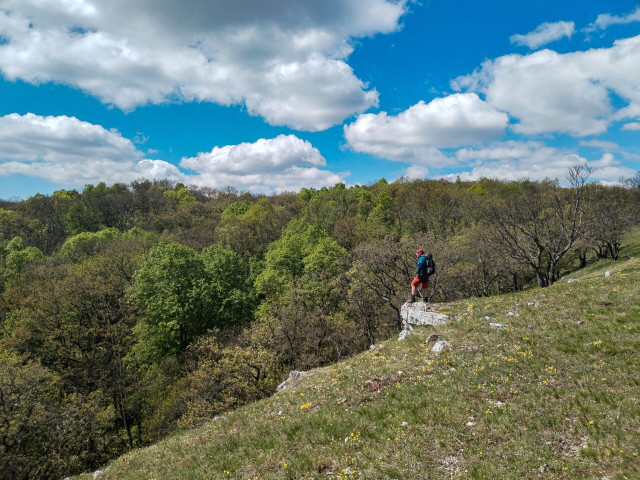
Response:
[399,302,450,340]
[93,471,103,480]
[568,278,579,283]
[604,271,612,277]
[431,339,451,353]
[489,323,508,330]
[277,370,312,391]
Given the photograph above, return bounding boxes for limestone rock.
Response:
[431,339,451,353]
[489,322,508,330]
[399,302,450,340]
[277,370,312,391]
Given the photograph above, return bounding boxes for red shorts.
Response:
[411,275,428,289]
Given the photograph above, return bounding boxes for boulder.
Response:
[276,370,312,391]
[399,302,450,340]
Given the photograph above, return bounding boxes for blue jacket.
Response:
[417,254,427,276]
[417,253,434,276]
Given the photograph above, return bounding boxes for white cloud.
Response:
[510,21,575,49]
[180,134,346,193]
[0,114,344,193]
[0,0,407,131]
[579,139,621,150]
[589,6,640,31]
[343,93,508,164]
[453,35,640,136]
[622,122,640,131]
[443,141,635,185]
[0,113,184,184]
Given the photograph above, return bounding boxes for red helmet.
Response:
[416,249,424,255]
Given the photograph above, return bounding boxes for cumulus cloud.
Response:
[589,6,640,31]
[510,21,575,49]
[453,35,640,136]
[0,0,407,131]
[443,141,635,184]
[343,93,508,164]
[622,122,640,131]
[0,113,184,185]
[0,114,344,192]
[180,134,346,193]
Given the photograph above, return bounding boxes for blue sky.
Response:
[1,0,639,199]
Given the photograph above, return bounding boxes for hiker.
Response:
[410,248,435,303]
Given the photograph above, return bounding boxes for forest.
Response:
[1,167,639,479]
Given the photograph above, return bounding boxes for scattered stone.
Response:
[369,344,383,351]
[506,311,519,317]
[577,320,585,325]
[466,421,476,427]
[527,300,541,308]
[277,370,312,391]
[489,322,508,330]
[604,271,612,277]
[484,316,496,321]
[93,471,104,480]
[431,339,451,353]
[399,302,450,340]
[401,422,409,427]
[539,463,549,473]
[568,278,579,283]
[489,400,505,407]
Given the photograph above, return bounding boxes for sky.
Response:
[1,0,640,200]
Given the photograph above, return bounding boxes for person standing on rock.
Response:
[410,248,435,303]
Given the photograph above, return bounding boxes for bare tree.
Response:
[482,165,592,287]
[583,184,637,260]
[350,238,414,331]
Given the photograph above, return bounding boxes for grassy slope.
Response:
[76,231,640,480]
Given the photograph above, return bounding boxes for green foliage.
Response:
[221,200,253,218]
[60,227,122,260]
[145,336,282,434]
[0,354,118,480]
[129,242,253,365]
[217,198,283,257]
[129,243,212,364]
[254,220,326,298]
[163,186,196,205]
[2,236,43,285]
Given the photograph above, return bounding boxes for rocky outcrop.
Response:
[276,370,313,391]
[398,302,450,340]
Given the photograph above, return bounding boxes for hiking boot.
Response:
[408,294,416,303]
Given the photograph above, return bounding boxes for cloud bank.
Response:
[453,34,640,136]
[344,93,508,164]
[180,134,346,193]
[0,114,344,193]
[0,0,407,131]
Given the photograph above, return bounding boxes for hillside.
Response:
[73,233,640,480]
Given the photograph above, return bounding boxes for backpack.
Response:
[419,253,436,276]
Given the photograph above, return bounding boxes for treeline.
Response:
[1,169,639,479]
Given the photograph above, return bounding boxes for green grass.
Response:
[75,232,640,480]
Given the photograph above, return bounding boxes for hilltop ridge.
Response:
[73,233,640,480]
